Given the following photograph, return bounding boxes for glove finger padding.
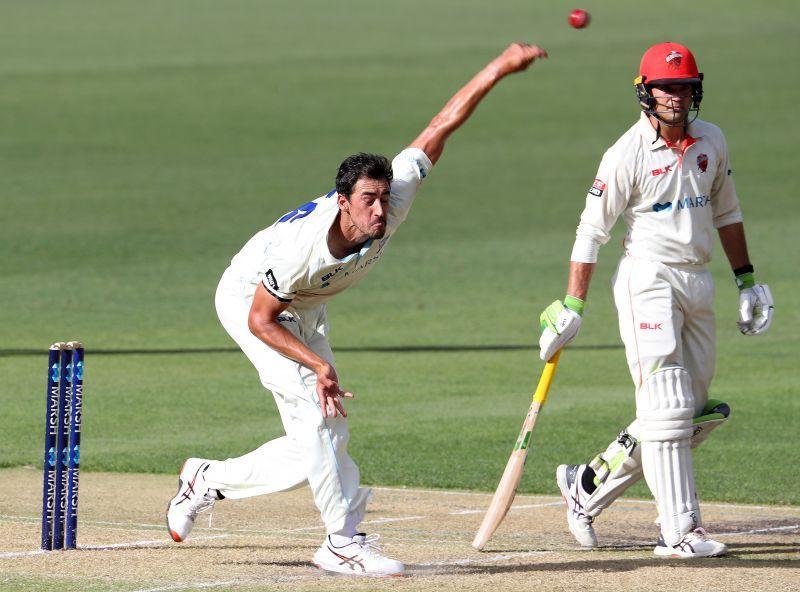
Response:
[539,301,582,361]
[737,284,774,336]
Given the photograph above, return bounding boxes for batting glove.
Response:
[735,271,774,336]
[539,296,584,361]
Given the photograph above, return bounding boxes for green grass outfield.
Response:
[1,0,798,506]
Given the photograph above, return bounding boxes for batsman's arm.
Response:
[249,283,352,417]
[409,42,547,166]
[566,260,595,302]
[717,222,751,272]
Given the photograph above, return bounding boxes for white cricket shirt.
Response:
[226,148,432,310]
[573,113,743,266]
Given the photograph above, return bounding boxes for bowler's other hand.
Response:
[539,298,583,361]
[316,362,354,418]
[493,42,548,78]
[737,283,774,336]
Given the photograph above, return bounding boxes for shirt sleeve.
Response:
[387,147,433,230]
[710,130,744,229]
[260,236,308,303]
[573,145,634,253]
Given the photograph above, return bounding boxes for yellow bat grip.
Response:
[532,350,561,404]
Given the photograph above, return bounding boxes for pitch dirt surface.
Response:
[2,468,798,591]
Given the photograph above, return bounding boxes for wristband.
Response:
[564,295,585,316]
[735,271,755,290]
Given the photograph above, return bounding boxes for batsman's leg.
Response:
[570,398,731,521]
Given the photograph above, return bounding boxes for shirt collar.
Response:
[636,111,702,151]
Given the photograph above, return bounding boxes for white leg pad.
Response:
[637,366,700,546]
[583,401,729,517]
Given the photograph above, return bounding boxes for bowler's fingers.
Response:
[516,42,547,58]
[507,42,548,71]
[320,388,353,418]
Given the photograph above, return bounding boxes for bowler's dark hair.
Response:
[335,153,393,198]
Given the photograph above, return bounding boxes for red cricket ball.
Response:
[568,9,590,29]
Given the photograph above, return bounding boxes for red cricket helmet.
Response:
[634,42,704,126]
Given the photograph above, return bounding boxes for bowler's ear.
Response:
[337,193,350,212]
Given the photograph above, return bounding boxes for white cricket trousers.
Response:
[203,269,370,535]
[613,255,715,413]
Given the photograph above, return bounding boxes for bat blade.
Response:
[471,351,561,551]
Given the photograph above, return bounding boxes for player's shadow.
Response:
[410,547,800,576]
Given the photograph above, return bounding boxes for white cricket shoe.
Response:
[556,464,598,548]
[312,534,404,577]
[654,527,728,558]
[166,458,221,542]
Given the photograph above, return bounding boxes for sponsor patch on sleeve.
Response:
[265,269,279,290]
[589,178,607,197]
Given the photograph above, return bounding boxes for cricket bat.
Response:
[471,350,561,550]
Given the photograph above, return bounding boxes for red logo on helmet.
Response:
[665,50,683,70]
[697,153,708,173]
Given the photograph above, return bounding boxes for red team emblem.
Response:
[697,153,708,173]
[665,50,683,70]
[589,178,606,197]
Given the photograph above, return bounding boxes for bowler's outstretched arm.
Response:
[410,42,547,165]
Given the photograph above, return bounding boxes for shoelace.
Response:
[188,492,216,520]
[687,527,709,541]
[355,534,386,559]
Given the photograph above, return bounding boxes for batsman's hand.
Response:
[539,297,583,361]
[737,283,774,336]
[315,362,354,418]
[492,42,548,78]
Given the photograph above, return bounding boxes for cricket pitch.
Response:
[2,467,798,591]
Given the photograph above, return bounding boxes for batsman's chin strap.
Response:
[652,121,662,145]
[651,119,690,146]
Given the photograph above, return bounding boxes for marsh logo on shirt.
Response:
[652,202,673,213]
[265,269,279,290]
[697,153,709,173]
[589,178,606,197]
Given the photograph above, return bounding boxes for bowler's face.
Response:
[343,177,391,240]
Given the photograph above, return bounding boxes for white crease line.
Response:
[133,574,316,592]
[0,549,47,558]
[717,524,800,537]
[133,581,240,592]
[287,515,424,532]
[81,534,232,550]
[450,502,562,515]
[375,486,557,500]
[0,535,231,558]
[613,499,800,513]
[414,550,550,568]
[367,515,425,525]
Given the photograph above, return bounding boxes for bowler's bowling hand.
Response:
[492,43,548,78]
[316,362,354,418]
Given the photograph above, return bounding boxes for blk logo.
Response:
[640,322,663,330]
[651,165,673,177]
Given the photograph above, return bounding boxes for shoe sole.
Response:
[556,465,598,548]
[312,561,404,577]
[166,458,192,543]
[654,546,727,558]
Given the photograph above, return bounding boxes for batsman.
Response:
[539,42,774,557]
